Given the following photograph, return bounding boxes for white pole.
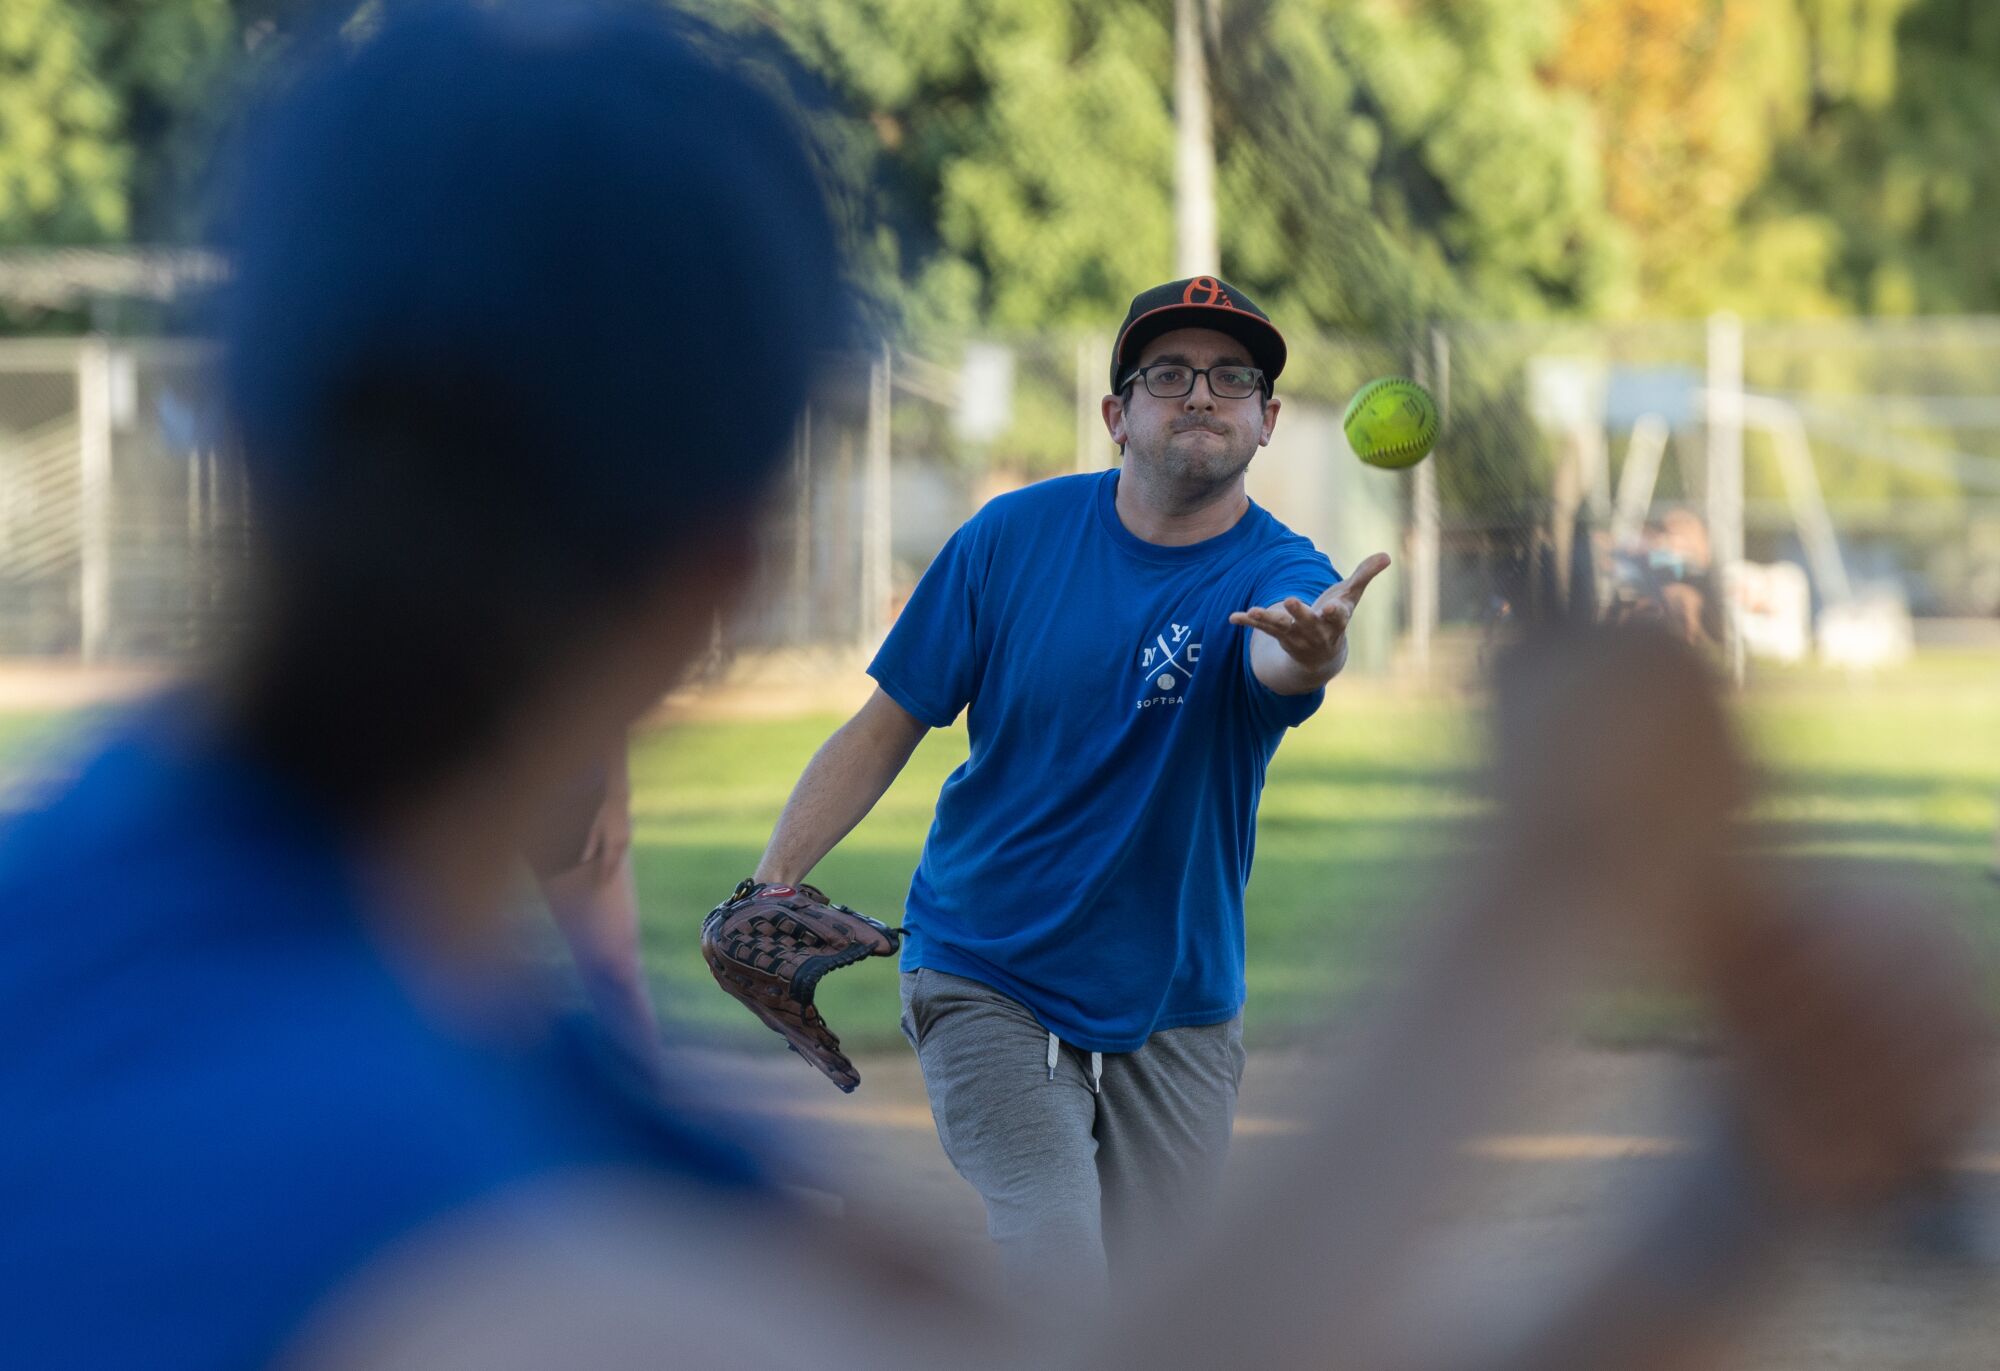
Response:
[77,338,113,662]
[861,344,893,652]
[1705,313,1746,683]
[1610,414,1671,547]
[1740,394,1853,607]
[1174,0,1218,276]
[1581,424,1612,522]
[1409,329,1445,678]
[791,407,812,647]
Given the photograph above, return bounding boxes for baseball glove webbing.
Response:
[701,878,903,1092]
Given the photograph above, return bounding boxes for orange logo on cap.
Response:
[1182,276,1234,308]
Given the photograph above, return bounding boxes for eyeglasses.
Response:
[1121,363,1266,400]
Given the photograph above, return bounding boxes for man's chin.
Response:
[1127,432,1256,485]
[1161,450,1254,489]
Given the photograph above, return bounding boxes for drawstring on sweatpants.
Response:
[1046,1030,1104,1095]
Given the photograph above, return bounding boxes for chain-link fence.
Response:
[4,320,1997,669]
[0,339,248,661]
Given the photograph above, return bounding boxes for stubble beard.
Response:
[1124,422,1257,513]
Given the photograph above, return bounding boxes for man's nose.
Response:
[1183,375,1218,410]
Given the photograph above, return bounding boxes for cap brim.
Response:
[1114,304,1287,390]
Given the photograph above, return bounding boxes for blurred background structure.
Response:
[4,1,2000,674]
[4,312,1998,675]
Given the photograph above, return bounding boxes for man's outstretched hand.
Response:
[1231,552,1391,680]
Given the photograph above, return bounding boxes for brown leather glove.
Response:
[701,879,902,1092]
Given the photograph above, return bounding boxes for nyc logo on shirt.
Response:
[1135,621,1201,709]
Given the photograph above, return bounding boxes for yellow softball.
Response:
[1342,376,1439,470]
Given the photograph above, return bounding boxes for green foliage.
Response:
[1547,0,1821,315]
[8,0,2000,439]
[1797,0,1913,106]
[1219,0,1625,330]
[716,0,1178,339]
[729,0,1626,341]
[95,0,242,240]
[1568,0,2000,318]
[0,0,442,254]
[706,0,1633,473]
[0,0,131,244]
[1760,0,2000,314]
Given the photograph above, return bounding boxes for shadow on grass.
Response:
[1767,768,2000,798]
[641,827,2000,1055]
[1743,819,1992,853]
[636,833,1476,1052]
[1259,756,1485,789]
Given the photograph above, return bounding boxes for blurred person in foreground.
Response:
[0,6,1984,1371]
[533,742,660,1072]
[0,2,851,1364]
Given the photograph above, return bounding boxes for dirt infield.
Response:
[683,1041,2000,1370]
[0,661,173,712]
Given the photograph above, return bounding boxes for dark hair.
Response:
[216,0,853,813]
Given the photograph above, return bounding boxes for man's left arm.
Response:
[1230,552,1392,696]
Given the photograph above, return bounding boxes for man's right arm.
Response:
[753,687,931,886]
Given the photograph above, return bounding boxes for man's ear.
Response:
[1102,392,1129,447]
[1260,394,1282,446]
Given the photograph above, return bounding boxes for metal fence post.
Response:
[1408,329,1445,678]
[861,343,893,653]
[1173,0,1217,276]
[76,337,113,661]
[790,406,812,648]
[1705,313,1746,683]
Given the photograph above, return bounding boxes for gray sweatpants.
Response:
[899,968,1246,1312]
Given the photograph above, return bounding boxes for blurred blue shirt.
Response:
[871,470,1338,1052]
[0,705,762,1370]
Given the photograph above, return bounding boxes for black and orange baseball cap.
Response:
[1111,275,1287,393]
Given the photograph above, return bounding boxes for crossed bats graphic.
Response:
[1143,630,1194,688]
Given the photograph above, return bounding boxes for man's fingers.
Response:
[1232,605,1297,633]
[1330,552,1392,607]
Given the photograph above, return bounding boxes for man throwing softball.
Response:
[754,276,1389,1307]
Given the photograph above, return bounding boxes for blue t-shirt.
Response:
[0,707,764,1371]
[869,470,1338,1052]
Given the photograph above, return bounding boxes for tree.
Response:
[93,0,244,241]
[1759,0,2000,314]
[711,0,1633,473]
[1546,0,1825,315]
[718,0,1179,337]
[0,1,326,253]
[1216,0,1627,332]
[0,0,130,245]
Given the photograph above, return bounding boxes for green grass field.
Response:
[630,648,1999,1049]
[3,649,1994,1050]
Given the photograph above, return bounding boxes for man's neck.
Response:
[1114,467,1250,546]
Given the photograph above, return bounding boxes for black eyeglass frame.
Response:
[1118,362,1269,401]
